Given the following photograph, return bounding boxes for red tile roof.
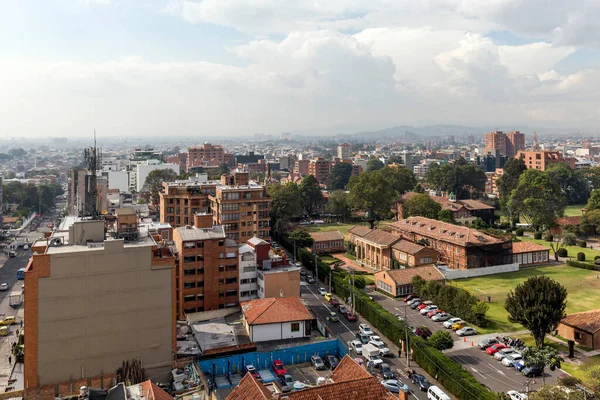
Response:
[348,226,373,238]
[140,380,174,400]
[556,216,581,226]
[226,372,273,400]
[511,241,550,254]
[402,192,494,212]
[375,265,445,286]
[330,355,371,382]
[241,297,313,325]
[309,230,345,242]
[361,229,400,247]
[392,240,435,255]
[560,309,600,334]
[391,216,506,247]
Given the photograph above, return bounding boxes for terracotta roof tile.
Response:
[241,297,313,325]
[511,241,550,254]
[331,355,371,382]
[375,265,445,286]
[402,192,493,212]
[140,380,174,400]
[348,226,373,238]
[362,229,401,247]
[391,216,506,247]
[392,240,435,255]
[226,372,272,400]
[556,216,581,226]
[309,230,345,242]
[560,309,600,334]
[289,377,397,400]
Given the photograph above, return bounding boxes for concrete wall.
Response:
[440,263,519,280]
[32,241,173,386]
[136,163,180,192]
[250,321,306,342]
[107,171,129,193]
[259,269,300,299]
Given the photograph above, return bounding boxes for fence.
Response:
[438,263,519,279]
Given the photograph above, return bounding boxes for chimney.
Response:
[234,171,249,186]
[194,213,213,229]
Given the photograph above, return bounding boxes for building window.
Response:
[218,240,224,246]
[184,282,196,289]
[226,264,237,271]
[419,257,433,264]
[219,278,224,285]
[219,253,224,259]
[184,295,195,302]
[184,307,196,313]
[225,277,237,284]
[184,269,196,276]
[183,255,196,263]
[240,279,250,284]
[197,294,204,300]
[376,280,393,294]
[167,207,174,213]
[225,290,237,297]
[196,242,204,248]
[184,242,195,248]
[197,281,204,287]
[197,268,204,274]
[575,332,582,341]
[244,266,255,273]
[291,322,300,332]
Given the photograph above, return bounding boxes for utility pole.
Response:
[350,270,355,315]
[524,379,531,396]
[405,304,410,367]
[314,253,318,283]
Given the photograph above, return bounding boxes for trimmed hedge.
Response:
[516,228,524,236]
[577,252,586,261]
[533,231,542,240]
[567,260,600,271]
[557,248,568,257]
[578,240,587,248]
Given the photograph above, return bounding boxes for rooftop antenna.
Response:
[532,132,540,151]
[83,130,101,219]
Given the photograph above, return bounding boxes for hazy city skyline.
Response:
[2,0,600,138]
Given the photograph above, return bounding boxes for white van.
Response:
[428,385,450,400]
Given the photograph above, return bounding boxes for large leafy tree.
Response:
[299,175,324,215]
[366,158,384,172]
[530,385,584,400]
[269,182,303,234]
[325,190,352,221]
[287,229,314,248]
[403,194,442,219]
[330,162,353,190]
[507,169,566,230]
[585,188,600,212]
[380,166,418,218]
[425,160,486,199]
[348,170,394,228]
[497,157,527,212]
[142,168,178,206]
[522,346,564,384]
[546,163,590,205]
[428,330,454,351]
[505,276,567,349]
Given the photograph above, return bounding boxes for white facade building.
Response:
[241,297,312,342]
[239,244,259,302]
[106,170,130,192]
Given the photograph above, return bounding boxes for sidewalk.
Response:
[0,282,24,393]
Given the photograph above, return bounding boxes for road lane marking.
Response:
[303,285,354,335]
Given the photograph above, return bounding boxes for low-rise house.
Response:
[348,228,400,270]
[399,192,495,226]
[391,240,439,267]
[374,265,445,297]
[557,310,600,350]
[550,216,581,237]
[241,297,313,342]
[511,242,550,266]
[309,231,345,254]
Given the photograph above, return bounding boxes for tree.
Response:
[299,175,324,215]
[585,188,600,212]
[428,330,454,351]
[505,276,567,349]
[330,162,352,190]
[497,157,527,214]
[366,158,384,172]
[579,358,600,395]
[348,170,395,228]
[288,229,314,248]
[325,190,352,221]
[583,209,600,235]
[425,161,486,199]
[8,148,26,157]
[529,385,584,400]
[142,168,178,206]
[546,163,590,205]
[437,209,455,223]
[522,346,564,384]
[507,169,566,230]
[403,194,442,219]
[269,182,303,234]
[380,166,418,218]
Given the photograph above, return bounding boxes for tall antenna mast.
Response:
[83,130,101,219]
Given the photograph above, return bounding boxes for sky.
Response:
[2,0,600,138]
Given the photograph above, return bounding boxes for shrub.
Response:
[595,259,600,266]
[567,260,600,271]
[543,231,553,242]
[429,330,454,351]
[578,240,587,248]
[557,248,568,257]
[577,252,586,261]
[534,231,542,240]
[516,228,524,236]
[595,255,600,261]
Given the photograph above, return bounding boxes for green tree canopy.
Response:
[425,160,486,199]
[403,194,442,219]
[507,169,566,229]
[366,158,384,172]
[299,175,324,215]
[522,346,564,384]
[585,188,600,212]
[428,330,454,351]
[438,209,455,223]
[142,168,178,206]
[325,190,352,221]
[347,170,394,228]
[505,276,567,349]
[269,182,303,234]
[497,157,527,212]
[330,162,353,190]
[546,163,590,205]
[287,229,314,248]
[380,166,417,219]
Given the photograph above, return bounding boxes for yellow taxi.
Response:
[324,293,333,302]
[452,321,467,331]
[1,316,16,326]
[0,327,8,336]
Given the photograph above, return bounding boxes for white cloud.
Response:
[498,43,575,76]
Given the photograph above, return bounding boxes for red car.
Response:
[486,344,509,355]
[345,312,357,322]
[417,303,429,310]
[427,309,442,318]
[271,360,287,377]
[403,294,415,302]
[329,297,340,307]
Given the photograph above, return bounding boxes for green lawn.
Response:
[519,236,600,261]
[564,204,586,217]
[453,265,600,333]
[299,222,365,239]
[513,334,569,353]
[561,355,600,380]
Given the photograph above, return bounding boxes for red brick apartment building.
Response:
[159,179,217,227]
[516,150,576,171]
[187,143,225,169]
[308,157,332,186]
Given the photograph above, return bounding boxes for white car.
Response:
[502,354,523,367]
[494,348,517,361]
[432,312,450,322]
[443,317,462,329]
[0,283,8,291]
[365,354,384,367]
[420,305,438,315]
[507,390,528,400]
[359,324,374,336]
[456,327,477,337]
[406,298,421,306]
[318,287,327,296]
[368,339,391,356]
[350,340,363,355]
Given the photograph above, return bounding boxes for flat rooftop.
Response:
[261,265,301,274]
[192,318,239,352]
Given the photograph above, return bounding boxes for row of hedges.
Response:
[567,260,600,271]
[413,276,489,327]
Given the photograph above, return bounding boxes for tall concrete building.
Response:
[337,143,351,160]
[24,213,176,391]
[506,131,525,157]
[308,158,331,186]
[516,150,576,171]
[159,175,218,228]
[187,143,225,170]
[173,214,239,317]
[485,130,525,157]
[294,159,310,176]
[68,169,109,216]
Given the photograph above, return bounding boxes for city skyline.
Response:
[2,1,600,138]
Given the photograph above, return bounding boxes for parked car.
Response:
[380,363,395,380]
[365,354,384,368]
[0,283,8,291]
[356,332,370,344]
[443,317,462,329]
[406,298,420,306]
[329,297,340,307]
[279,374,294,389]
[324,293,333,301]
[507,391,528,400]
[410,300,423,309]
[338,305,348,314]
[306,276,316,284]
[299,269,307,276]
[522,365,544,378]
[0,316,16,326]
[403,294,416,302]
[456,327,477,336]
[244,364,261,381]
[513,360,526,372]
[486,343,509,355]
[427,309,442,318]
[411,373,431,391]
[452,321,468,331]
[311,355,325,370]
[420,305,438,315]
[494,348,518,361]
[432,312,450,322]
[327,311,339,322]
[502,354,523,367]
[359,324,374,336]
[345,312,357,322]
[417,302,430,311]
[368,339,391,357]
[271,360,287,377]
[318,288,327,296]
[380,379,409,394]
[350,340,363,355]
[324,354,340,370]
[478,338,499,350]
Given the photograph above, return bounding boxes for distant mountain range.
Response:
[351,124,546,138]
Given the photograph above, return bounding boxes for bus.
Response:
[16,268,25,280]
